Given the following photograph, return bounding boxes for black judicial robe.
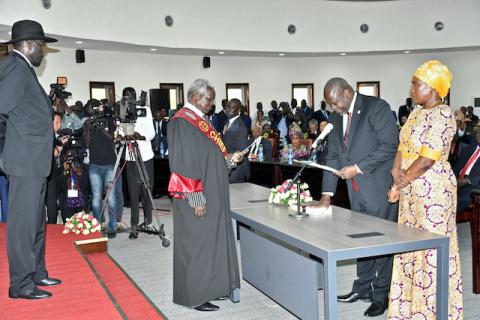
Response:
[167,114,240,307]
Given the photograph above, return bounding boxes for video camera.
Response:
[49,76,71,103]
[57,128,84,150]
[62,148,85,175]
[115,90,147,123]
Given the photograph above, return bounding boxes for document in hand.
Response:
[293,160,338,174]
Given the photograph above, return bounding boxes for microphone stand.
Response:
[284,147,317,218]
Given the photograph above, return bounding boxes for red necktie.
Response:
[343,112,359,192]
[459,147,480,178]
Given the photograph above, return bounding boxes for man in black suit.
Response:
[301,99,314,121]
[307,119,320,140]
[216,99,228,131]
[398,97,413,126]
[153,108,168,153]
[277,102,295,146]
[268,100,281,130]
[247,126,273,162]
[316,78,398,317]
[0,20,61,300]
[222,99,250,183]
[314,101,330,123]
[454,128,480,213]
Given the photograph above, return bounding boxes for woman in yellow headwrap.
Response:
[387,60,463,319]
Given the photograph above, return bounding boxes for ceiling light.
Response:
[150,48,157,51]
[8,31,12,35]
[340,53,347,56]
[278,53,285,56]
[218,51,225,55]
[75,41,83,44]
[404,50,411,54]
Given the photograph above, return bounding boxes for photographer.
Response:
[84,99,122,237]
[119,87,155,239]
[46,111,69,224]
[58,147,89,221]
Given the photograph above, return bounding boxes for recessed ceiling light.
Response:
[218,51,225,55]
[278,53,285,56]
[75,41,83,44]
[404,50,411,54]
[150,48,157,51]
[340,52,347,56]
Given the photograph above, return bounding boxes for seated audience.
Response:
[253,110,270,129]
[247,125,273,161]
[280,123,310,160]
[308,119,320,139]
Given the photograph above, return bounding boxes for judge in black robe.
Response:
[167,80,241,311]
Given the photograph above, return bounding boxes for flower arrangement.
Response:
[268,179,313,205]
[62,211,101,235]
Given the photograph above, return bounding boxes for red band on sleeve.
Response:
[168,173,203,199]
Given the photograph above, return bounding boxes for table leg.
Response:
[323,256,337,320]
[436,239,449,320]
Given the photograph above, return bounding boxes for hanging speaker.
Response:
[203,56,210,68]
[75,49,85,63]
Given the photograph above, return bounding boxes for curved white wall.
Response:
[34,47,480,116]
[1,0,479,53]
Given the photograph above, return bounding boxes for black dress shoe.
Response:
[364,302,388,317]
[193,302,219,311]
[9,287,52,299]
[214,295,229,301]
[337,291,372,303]
[34,278,62,286]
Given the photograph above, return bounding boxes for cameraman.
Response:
[119,87,155,239]
[84,99,122,237]
[46,111,69,224]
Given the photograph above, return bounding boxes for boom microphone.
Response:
[311,123,333,150]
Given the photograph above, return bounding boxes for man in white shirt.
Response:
[119,87,156,239]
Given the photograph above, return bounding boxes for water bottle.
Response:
[287,144,293,165]
[258,143,264,162]
[160,142,165,158]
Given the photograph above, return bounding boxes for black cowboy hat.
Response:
[2,20,57,45]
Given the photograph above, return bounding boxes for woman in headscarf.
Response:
[387,60,463,320]
[280,122,310,160]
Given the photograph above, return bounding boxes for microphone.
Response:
[311,123,333,150]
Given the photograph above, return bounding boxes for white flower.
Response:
[78,223,83,228]
[62,229,69,234]
[75,230,80,235]
[82,229,90,235]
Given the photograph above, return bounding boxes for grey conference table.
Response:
[229,183,450,320]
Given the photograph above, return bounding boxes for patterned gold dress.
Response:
[387,104,463,320]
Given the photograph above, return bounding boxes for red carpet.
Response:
[0,223,164,320]
[86,253,165,319]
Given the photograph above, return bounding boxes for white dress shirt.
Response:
[122,106,156,162]
[343,91,357,136]
[12,49,33,68]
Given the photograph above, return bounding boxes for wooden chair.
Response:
[457,190,480,294]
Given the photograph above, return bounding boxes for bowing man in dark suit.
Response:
[247,126,273,162]
[314,78,399,317]
[222,99,250,183]
[454,128,480,213]
[153,108,168,153]
[0,20,62,300]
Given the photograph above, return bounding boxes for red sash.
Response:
[173,108,227,156]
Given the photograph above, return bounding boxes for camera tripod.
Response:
[101,138,170,247]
